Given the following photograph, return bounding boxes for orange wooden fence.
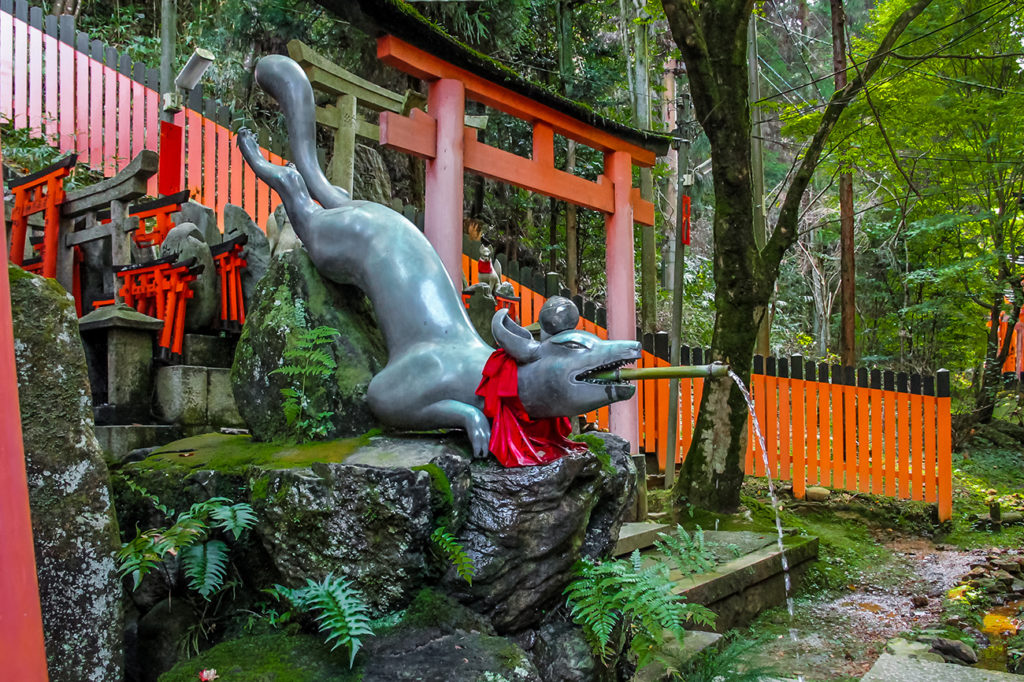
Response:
[0,0,283,229]
[463,255,953,520]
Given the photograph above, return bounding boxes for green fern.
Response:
[180,540,230,599]
[431,526,476,585]
[268,574,374,667]
[122,478,176,518]
[117,495,254,600]
[270,325,340,442]
[564,550,716,668]
[654,525,717,577]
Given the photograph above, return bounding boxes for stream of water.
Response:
[727,369,805,682]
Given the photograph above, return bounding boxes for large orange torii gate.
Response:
[375,35,662,451]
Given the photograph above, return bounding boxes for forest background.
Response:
[18,0,1024,488]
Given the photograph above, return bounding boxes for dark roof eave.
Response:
[314,0,672,157]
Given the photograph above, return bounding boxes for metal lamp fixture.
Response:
[163,48,215,112]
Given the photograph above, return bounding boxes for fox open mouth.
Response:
[574,358,635,385]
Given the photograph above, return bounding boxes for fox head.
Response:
[491,309,641,419]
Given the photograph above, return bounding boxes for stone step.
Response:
[862,653,1022,681]
[95,424,182,462]
[666,533,820,632]
[632,630,722,682]
[154,365,244,428]
[614,522,671,556]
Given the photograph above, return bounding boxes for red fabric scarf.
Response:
[478,260,493,274]
[475,349,589,467]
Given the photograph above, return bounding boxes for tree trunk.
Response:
[977,294,1021,423]
[832,0,858,366]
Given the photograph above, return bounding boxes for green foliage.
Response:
[658,634,780,682]
[653,525,717,576]
[0,120,104,190]
[564,550,715,669]
[270,326,340,443]
[268,574,374,667]
[431,526,476,585]
[117,495,255,600]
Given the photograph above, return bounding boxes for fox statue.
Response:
[237,55,640,464]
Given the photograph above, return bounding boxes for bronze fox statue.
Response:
[237,55,640,459]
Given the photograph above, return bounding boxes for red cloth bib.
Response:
[475,349,589,467]
[478,260,493,274]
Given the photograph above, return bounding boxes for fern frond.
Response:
[210,502,257,540]
[431,526,476,585]
[180,540,230,599]
[306,574,374,667]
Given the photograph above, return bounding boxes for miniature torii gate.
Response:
[375,35,658,451]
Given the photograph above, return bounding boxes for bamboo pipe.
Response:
[590,362,730,381]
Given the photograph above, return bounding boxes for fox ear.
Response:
[492,309,540,363]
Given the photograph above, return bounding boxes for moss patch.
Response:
[384,588,493,636]
[157,633,362,681]
[127,432,375,475]
[571,433,615,476]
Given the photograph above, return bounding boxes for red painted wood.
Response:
[158,120,183,195]
[217,121,230,221]
[27,22,41,134]
[117,66,130,171]
[43,30,56,140]
[0,11,13,122]
[0,135,52,682]
[131,78,144,159]
[937,396,952,520]
[424,78,465,291]
[764,374,778,478]
[910,391,924,501]
[103,64,116,175]
[379,109,436,159]
[655,358,670,471]
[843,382,856,491]
[897,391,911,499]
[230,130,243,214]
[88,52,103,169]
[186,110,203,198]
[792,377,806,497]
[201,116,216,208]
[884,390,897,496]
[378,35,656,166]
[923,394,937,503]
[58,32,73,154]
[242,142,258,222]
[858,385,870,493]
[144,83,158,195]
[778,372,791,480]
[829,385,843,489]
[804,378,818,485]
[12,8,26,129]
[871,387,884,495]
[75,46,89,158]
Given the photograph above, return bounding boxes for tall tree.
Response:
[832,0,858,365]
[660,0,934,512]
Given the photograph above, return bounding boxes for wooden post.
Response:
[936,370,952,521]
[0,133,51,682]
[424,78,465,291]
[604,150,639,453]
[330,93,357,194]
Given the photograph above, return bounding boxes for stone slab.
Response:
[154,365,208,425]
[206,368,244,428]
[861,653,1022,681]
[78,303,164,331]
[669,534,819,632]
[95,424,182,462]
[614,522,671,556]
[632,631,722,682]
[183,334,236,368]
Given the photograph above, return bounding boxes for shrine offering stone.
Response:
[231,247,386,442]
[223,203,271,305]
[160,223,218,330]
[171,200,220,247]
[443,432,636,633]
[10,266,124,682]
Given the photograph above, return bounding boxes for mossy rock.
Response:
[157,633,362,681]
[10,265,124,682]
[231,247,387,442]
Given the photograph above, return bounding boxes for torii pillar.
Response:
[425,78,465,290]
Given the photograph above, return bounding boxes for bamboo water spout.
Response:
[589,362,729,382]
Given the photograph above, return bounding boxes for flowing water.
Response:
[728,369,805,681]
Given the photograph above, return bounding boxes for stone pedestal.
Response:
[78,303,163,424]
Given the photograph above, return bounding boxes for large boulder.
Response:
[171,200,220,247]
[10,266,124,682]
[223,203,271,306]
[160,223,218,330]
[230,247,387,442]
[443,433,636,632]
